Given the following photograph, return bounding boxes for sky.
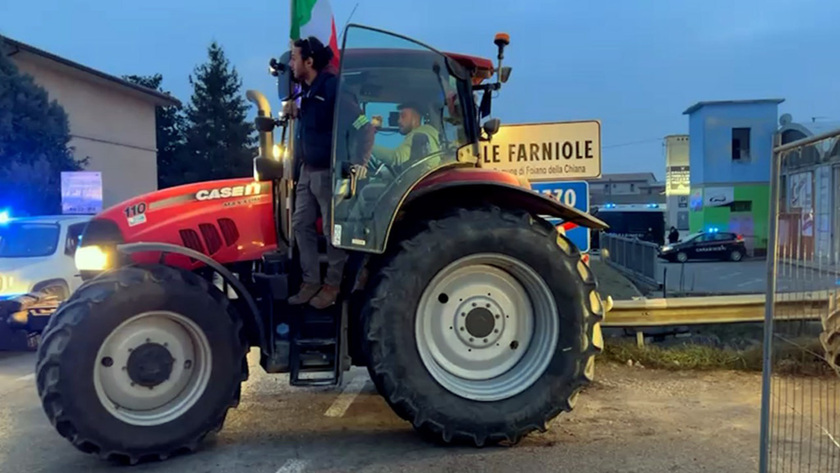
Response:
[3,0,840,180]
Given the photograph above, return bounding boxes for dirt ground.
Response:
[521,361,765,471]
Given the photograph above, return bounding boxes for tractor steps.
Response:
[289,303,346,387]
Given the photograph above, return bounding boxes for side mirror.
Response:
[483,118,501,137]
[479,90,492,118]
[499,66,512,83]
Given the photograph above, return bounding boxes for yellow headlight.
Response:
[75,245,109,271]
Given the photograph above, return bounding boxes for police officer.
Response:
[285,36,374,309]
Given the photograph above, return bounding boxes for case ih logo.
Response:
[195,183,264,201]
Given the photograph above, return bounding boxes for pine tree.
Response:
[123,74,187,188]
[0,37,86,215]
[181,42,256,184]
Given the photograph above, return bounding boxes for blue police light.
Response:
[0,210,10,225]
[646,203,659,209]
[604,203,616,209]
[707,227,719,233]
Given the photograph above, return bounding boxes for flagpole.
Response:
[285,0,298,252]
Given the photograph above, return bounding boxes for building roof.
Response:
[2,36,181,107]
[591,193,666,206]
[588,172,659,183]
[682,98,785,115]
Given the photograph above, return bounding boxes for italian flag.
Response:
[290,0,341,70]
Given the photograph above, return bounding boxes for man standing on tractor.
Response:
[285,36,374,309]
[372,102,441,169]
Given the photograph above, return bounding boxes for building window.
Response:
[732,128,751,161]
[630,183,635,192]
[730,200,752,212]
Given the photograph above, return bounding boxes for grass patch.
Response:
[600,337,836,377]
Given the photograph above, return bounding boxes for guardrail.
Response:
[603,290,834,327]
[600,233,660,287]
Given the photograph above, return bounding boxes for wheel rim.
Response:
[415,253,559,402]
[93,311,213,426]
[677,252,687,262]
[732,251,742,261]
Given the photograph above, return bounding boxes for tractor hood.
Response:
[77,177,279,273]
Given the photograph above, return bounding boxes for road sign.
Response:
[531,180,590,252]
[479,120,601,181]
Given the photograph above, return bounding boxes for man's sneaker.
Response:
[288,283,322,305]
[310,284,340,309]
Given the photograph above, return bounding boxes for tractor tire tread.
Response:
[35,264,248,464]
[819,304,840,377]
[363,205,603,447]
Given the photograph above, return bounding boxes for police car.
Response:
[0,212,90,300]
[0,212,91,350]
[658,229,747,263]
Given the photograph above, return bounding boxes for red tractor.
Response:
[35,25,608,463]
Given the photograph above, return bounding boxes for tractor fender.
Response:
[114,242,267,352]
[399,180,609,231]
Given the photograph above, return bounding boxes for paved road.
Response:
[0,349,763,473]
[655,258,839,296]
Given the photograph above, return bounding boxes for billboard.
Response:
[61,171,102,215]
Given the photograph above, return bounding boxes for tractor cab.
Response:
[255,25,509,253]
[331,26,485,253]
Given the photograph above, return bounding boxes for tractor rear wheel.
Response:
[35,264,248,464]
[363,207,604,446]
[819,303,840,377]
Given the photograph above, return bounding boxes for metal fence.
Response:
[760,128,840,472]
[600,233,659,287]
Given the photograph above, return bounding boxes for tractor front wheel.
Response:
[35,264,248,463]
[363,207,604,446]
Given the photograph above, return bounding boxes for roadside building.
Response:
[777,114,840,264]
[683,99,784,256]
[587,172,666,207]
[2,36,180,211]
[664,135,690,232]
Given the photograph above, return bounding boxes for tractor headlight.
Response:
[75,245,110,271]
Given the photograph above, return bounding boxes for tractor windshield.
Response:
[331,25,475,253]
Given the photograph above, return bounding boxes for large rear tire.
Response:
[363,207,604,446]
[35,264,248,464]
[820,302,840,377]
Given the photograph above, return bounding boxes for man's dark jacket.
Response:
[294,70,374,172]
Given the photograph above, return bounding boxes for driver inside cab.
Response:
[371,102,440,169]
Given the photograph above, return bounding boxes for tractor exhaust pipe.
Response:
[246,89,275,161]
